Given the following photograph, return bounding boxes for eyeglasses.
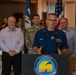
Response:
[47,19,57,22]
[60,22,67,24]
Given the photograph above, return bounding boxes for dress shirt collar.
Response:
[6,27,16,32]
[63,28,70,33]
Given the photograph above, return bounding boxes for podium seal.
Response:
[34,55,58,75]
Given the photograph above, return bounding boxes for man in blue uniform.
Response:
[33,13,68,54]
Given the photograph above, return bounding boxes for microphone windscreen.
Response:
[51,36,55,40]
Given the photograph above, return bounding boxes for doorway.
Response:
[13,13,23,22]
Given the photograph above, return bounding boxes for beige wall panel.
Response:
[65,4,75,27]
[37,0,43,19]
[42,0,47,12]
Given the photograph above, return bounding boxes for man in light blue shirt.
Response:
[0,16,24,75]
[60,18,76,75]
[60,18,76,56]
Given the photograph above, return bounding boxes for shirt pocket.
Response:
[38,38,45,47]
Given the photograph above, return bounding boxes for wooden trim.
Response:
[63,1,76,4]
[46,0,57,3]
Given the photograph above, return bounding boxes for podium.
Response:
[22,54,69,75]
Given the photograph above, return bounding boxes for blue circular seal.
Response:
[34,55,58,75]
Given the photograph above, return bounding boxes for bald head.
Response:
[8,16,16,22]
[8,16,16,31]
[60,18,68,30]
[60,18,68,23]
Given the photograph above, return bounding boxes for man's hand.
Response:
[61,49,68,54]
[38,46,42,54]
[57,48,61,54]
[13,51,18,55]
[8,50,18,56]
[8,50,15,56]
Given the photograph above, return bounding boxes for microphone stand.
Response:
[51,36,61,54]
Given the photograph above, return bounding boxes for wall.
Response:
[35,0,76,27]
[37,0,43,19]
[0,3,25,27]
[65,3,75,27]
[0,0,76,28]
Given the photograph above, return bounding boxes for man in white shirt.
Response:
[0,16,24,75]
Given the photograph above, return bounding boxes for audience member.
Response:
[1,18,8,30]
[25,14,42,54]
[0,16,24,75]
[60,17,76,75]
[16,18,24,31]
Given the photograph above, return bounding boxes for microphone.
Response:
[51,37,58,45]
[51,36,61,54]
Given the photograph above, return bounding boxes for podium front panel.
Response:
[22,54,69,75]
